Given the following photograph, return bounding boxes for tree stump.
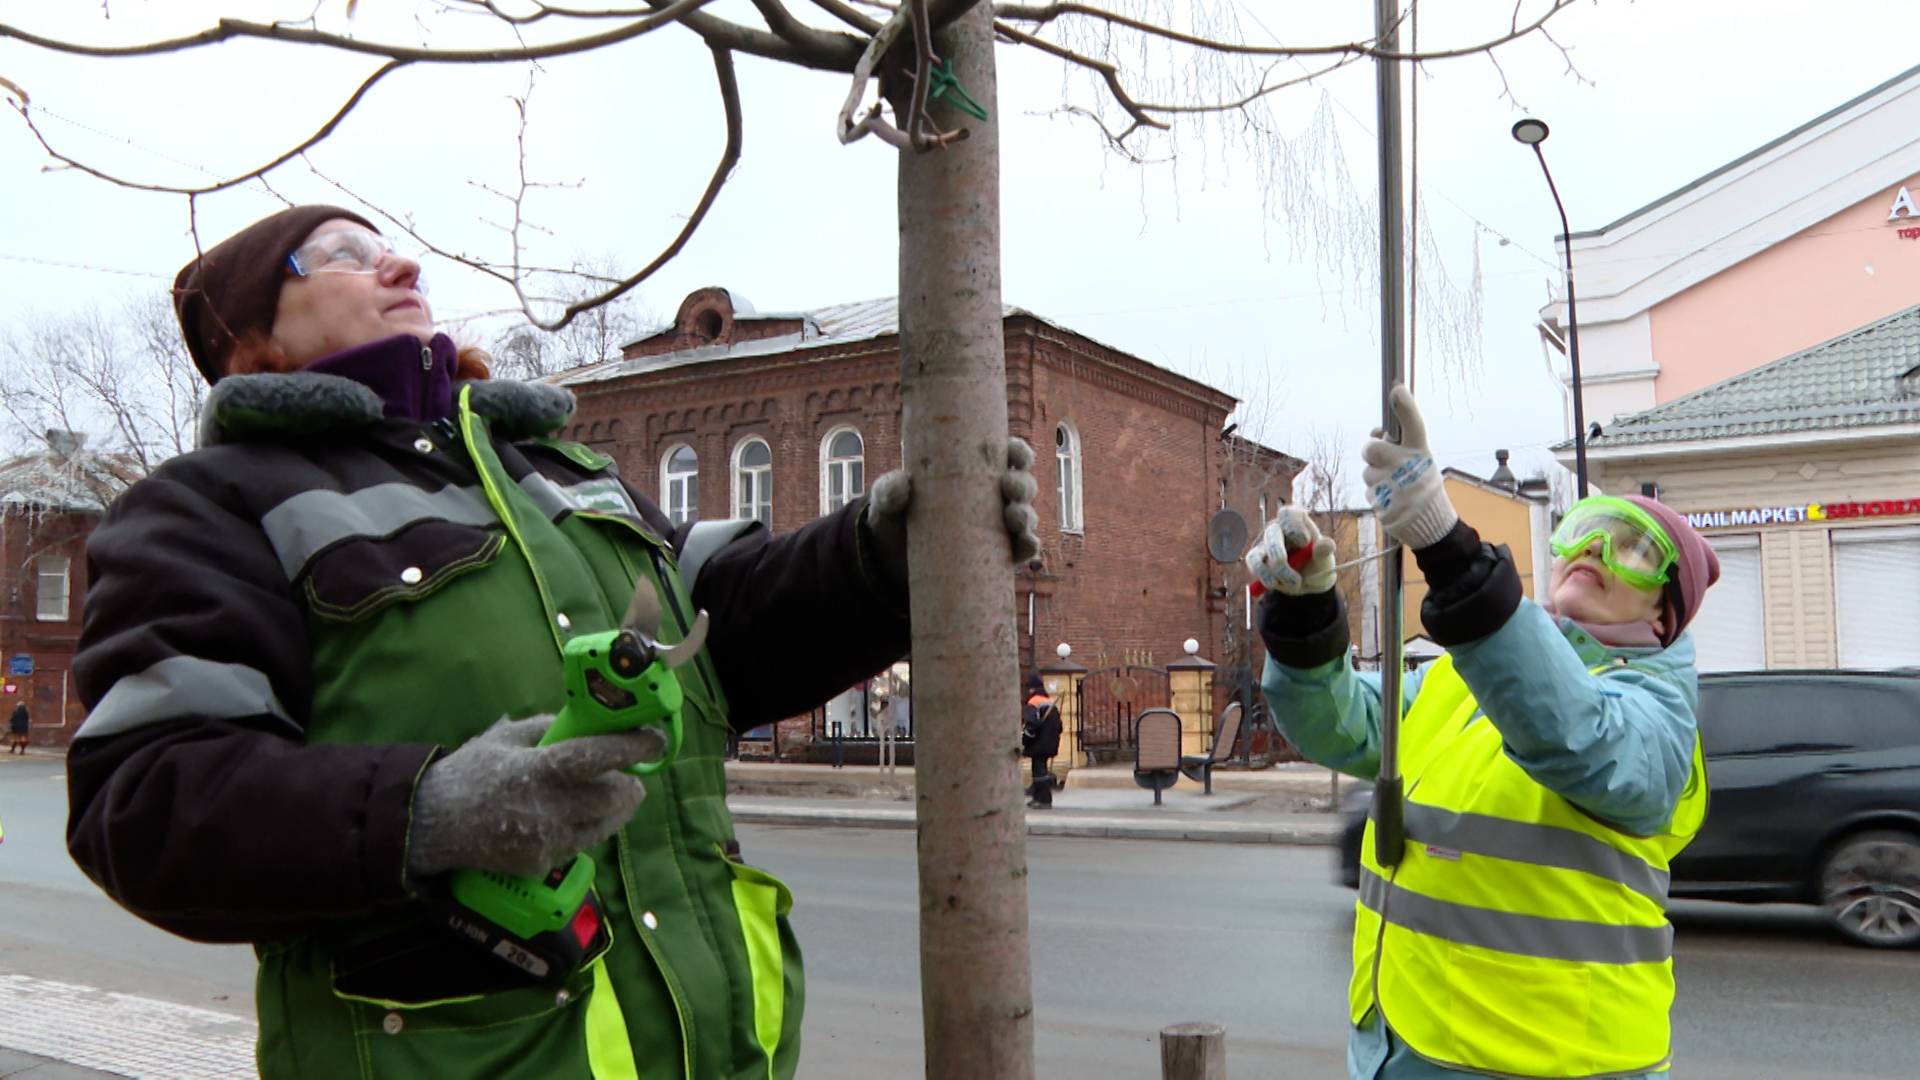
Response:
[1160,1021,1226,1079]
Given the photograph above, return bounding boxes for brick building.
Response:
[556,287,1299,757]
[0,433,140,748]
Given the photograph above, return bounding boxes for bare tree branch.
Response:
[837,1,917,146]
[1,297,201,472]
[534,46,742,330]
[9,60,409,197]
[996,0,1575,62]
[1,3,708,62]
[438,0,673,25]
[1132,56,1362,117]
[1,0,869,73]
[923,0,987,29]
[990,19,1167,141]
[287,44,737,336]
[833,0,972,152]
[810,0,883,35]
[748,0,859,62]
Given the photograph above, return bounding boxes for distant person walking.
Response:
[1021,675,1062,809]
[8,701,28,754]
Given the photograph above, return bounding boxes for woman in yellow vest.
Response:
[1245,387,1720,1079]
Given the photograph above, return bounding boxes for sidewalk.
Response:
[0,1045,125,1076]
[725,760,1351,846]
[0,1048,128,1080]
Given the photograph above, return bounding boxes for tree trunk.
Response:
[894,4,1034,1078]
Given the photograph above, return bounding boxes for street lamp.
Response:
[1512,118,1589,497]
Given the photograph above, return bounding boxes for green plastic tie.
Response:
[928,60,988,121]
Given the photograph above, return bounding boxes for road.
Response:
[4,758,1917,1078]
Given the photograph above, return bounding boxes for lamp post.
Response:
[1512,118,1589,497]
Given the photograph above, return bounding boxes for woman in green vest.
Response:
[66,206,1039,1079]
[1246,386,1719,1079]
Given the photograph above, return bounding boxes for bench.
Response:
[1179,702,1243,796]
[1133,708,1183,806]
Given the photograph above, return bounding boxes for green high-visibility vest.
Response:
[1349,654,1707,1077]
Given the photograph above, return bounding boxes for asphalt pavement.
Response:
[0,752,1348,1080]
[13,753,1910,1079]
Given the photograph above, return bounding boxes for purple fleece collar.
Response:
[302,333,458,423]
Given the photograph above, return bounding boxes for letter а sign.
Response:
[1891,185,1920,221]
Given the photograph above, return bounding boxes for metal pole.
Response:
[1371,0,1407,868]
[1532,145,1589,497]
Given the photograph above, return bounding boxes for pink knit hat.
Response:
[1622,494,1720,647]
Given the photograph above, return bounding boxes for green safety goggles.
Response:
[1548,495,1678,591]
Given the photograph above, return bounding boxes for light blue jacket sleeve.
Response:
[1258,652,1431,783]
[1449,600,1700,837]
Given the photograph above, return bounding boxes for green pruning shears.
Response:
[444,584,709,981]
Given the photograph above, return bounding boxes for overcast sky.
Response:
[3,1,1914,498]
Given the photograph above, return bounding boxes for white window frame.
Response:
[732,437,773,525]
[36,555,70,622]
[1055,421,1084,533]
[660,443,699,526]
[819,426,866,515]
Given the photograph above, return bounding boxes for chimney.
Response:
[45,430,86,458]
[1489,448,1517,491]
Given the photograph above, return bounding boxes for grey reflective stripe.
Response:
[262,483,495,578]
[679,519,757,595]
[520,472,641,521]
[1358,869,1673,965]
[76,656,296,741]
[1402,802,1670,902]
[518,471,573,520]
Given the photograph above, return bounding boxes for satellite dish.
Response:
[1206,509,1249,564]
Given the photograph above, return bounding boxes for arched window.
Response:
[820,427,865,514]
[732,437,772,524]
[1055,421,1083,532]
[660,444,699,526]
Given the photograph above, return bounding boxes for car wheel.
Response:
[1818,830,1920,949]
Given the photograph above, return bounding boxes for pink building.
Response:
[1543,64,1920,424]
[1540,65,1920,672]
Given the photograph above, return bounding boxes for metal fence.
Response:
[1076,665,1171,763]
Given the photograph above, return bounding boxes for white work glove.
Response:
[1244,507,1337,596]
[864,437,1042,584]
[405,715,666,881]
[1361,385,1458,551]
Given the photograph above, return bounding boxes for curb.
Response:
[727,802,1341,846]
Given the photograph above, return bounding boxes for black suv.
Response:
[1336,669,1920,948]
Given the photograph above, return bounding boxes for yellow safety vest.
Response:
[1349,655,1708,1078]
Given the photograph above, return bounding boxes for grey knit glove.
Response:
[863,437,1041,584]
[405,715,666,881]
[1361,385,1459,551]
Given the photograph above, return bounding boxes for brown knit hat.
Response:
[172,205,378,383]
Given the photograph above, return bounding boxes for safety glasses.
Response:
[286,230,425,292]
[1548,495,1677,591]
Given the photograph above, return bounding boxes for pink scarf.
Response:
[1540,599,1664,650]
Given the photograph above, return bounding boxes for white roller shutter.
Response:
[1834,526,1920,669]
[1689,535,1764,673]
